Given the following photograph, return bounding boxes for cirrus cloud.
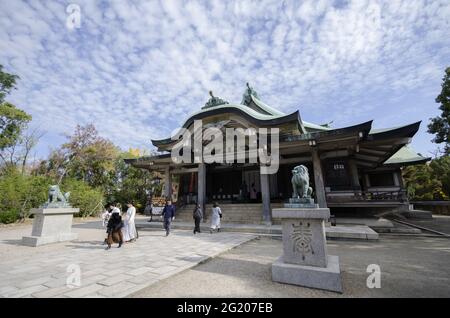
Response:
[0,0,449,157]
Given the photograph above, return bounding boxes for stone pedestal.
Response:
[271,207,342,293]
[22,208,79,247]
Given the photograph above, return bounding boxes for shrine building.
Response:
[125,84,430,224]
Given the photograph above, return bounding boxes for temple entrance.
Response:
[178,172,198,205]
[207,168,242,202]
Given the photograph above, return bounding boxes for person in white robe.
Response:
[122,202,138,242]
[210,202,222,233]
[101,207,111,227]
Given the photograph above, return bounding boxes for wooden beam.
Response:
[358,148,388,156]
[320,150,349,160]
[355,160,377,167]
[171,167,199,174]
[355,154,381,162]
[280,156,312,164]
[364,137,412,146]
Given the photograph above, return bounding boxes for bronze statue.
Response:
[291,165,313,199]
[42,185,71,208]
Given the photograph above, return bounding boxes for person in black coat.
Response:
[193,204,202,234]
[105,211,124,250]
[161,200,176,236]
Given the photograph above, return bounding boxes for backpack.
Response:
[194,207,202,219]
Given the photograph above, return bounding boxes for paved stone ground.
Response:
[0,218,256,298]
[138,220,379,240]
[132,235,450,298]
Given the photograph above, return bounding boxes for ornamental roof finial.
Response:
[202,90,229,109]
[242,82,259,106]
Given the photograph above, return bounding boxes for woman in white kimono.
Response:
[122,202,138,242]
[210,202,222,233]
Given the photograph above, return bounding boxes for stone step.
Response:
[136,221,379,240]
[173,204,269,225]
[400,209,433,219]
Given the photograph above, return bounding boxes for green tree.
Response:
[0,64,19,103]
[62,124,119,189]
[0,128,44,174]
[108,150,154,211]
[428,67,450,154]
[429,155,450,198]
[403,159,449,201]
[37,124,120,189]
[0,65,32,151]
[0,169,51,223]
[61,178,104,217]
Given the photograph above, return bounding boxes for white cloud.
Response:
[0,0,448,157]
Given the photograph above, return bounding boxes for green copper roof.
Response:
[384,145,430,165]
[249,94,286,117]
[202,91,229,109]
[302,121,332,131]
[188,92,330,132]
[189,102,285,121]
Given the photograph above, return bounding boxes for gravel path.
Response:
[132,235,450,298]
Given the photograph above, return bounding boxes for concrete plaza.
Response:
[0,217,256,298]
[1,216,450,298]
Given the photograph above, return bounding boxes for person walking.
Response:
[210,202,222,233]
[105,211,124,250]
[123,202,138,242]
[110,203,121,214]
[193,204,203,234]
[161,199,175,236]
[101,204,112,228]
[145,201,153,222]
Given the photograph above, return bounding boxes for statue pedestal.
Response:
[22,208,79,247]
[271,207,342,293]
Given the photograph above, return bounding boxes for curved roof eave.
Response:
[249,95,286,117]
[250,95,330,131]
[302,121,332,131]
[282,120,373,142]
[368,121,421,140]
[151,105,301,147]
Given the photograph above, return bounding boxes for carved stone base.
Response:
[22,208,79,247]
[289,198,314,204]
[285,197,318,208]
[271,207,343,293]
[272,255,342,293]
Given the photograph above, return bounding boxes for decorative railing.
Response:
[327,190,408,203]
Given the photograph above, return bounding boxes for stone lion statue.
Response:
[291,165,313,199]
[45,185,70,207]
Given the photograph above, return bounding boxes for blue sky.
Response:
[0,0,449,159]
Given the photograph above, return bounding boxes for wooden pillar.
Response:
[397,169,405,188]
[198,163,206,219]
[311,148,327,208]
[348,159,361,188]
[164,166,172,199]
[260,167,272,225]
